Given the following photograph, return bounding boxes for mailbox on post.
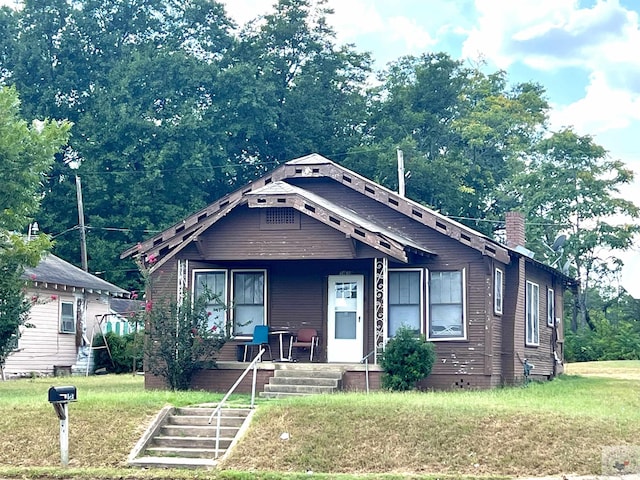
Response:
[48,385,77,466]
[48,386,77,405]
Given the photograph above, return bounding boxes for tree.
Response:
[515,128,640,332]
[0,86,70,377]
[354,54,548,234]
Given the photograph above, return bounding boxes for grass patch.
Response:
[223,375,640,477]
[1,369,639,478]
[565,360,640,379]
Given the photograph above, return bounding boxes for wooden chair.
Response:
[241,325,272,361]
[288,328,319,362]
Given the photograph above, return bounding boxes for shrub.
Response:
[92,331,144,374]
[144,291,227,390]
[380,326,436,391]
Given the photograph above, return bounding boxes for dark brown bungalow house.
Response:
[122,153,574,392]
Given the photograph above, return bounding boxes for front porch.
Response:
[145,361,383,394]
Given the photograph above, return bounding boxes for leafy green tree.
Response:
[0,86,70,377]
[515,128,640,332]
[355,54,548,234]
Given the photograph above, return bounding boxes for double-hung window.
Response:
[232,270,266,336]
[428,270,465,340]
[526,281,540,346]
[494,268,504,315]
[547,288,555,327]
[60,301,75,334]
[194,270,227,331]
[388,270,422,337]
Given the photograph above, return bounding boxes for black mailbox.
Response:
[48,386,77,403]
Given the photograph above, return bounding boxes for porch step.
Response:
[128,405,253,468]
[260,366,343,399]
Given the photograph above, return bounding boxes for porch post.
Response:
[176,259,189,304]
[374,257,388,363]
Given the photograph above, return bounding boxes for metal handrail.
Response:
[208,347,265,458]
[360,349,376,394]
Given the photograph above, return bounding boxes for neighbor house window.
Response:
[232,270,266,336]
[526,281,540,346]
[547,288,555,327]
[428,270,466,340]
[60,301,75,334]
[194,270,227,331]
[494,268,504,315]
[388,269,422,337]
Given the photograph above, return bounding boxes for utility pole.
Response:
[75,175,88,272]
[397,148,405,197]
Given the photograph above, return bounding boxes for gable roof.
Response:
[121,153,518,272]
[23,254,130,298]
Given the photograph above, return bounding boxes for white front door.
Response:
[327,275,364,363]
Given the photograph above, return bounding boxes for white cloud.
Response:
[387,16,438,51]
[549,71,640,134]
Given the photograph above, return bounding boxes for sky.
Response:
[219,0,640,297]
[2,0,639,295]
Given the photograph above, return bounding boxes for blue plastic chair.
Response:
[242,325,273,361]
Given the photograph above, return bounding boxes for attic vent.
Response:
[365,185,375,194]
[198,213,207,222]
[220,200,229,208]
[329,216,340,225]
[304,204,316,213]
[243,188,252,194]
[380,240,391,249]
[412,209,423,218]
[175,225,184,233]
[461,233,471,242]
[261,208,300,230]
[485,245,496,255]
[257,198,267,204]
[153,238,163,246]
[266,208,296,224]
[295,168,302,174]
[264,177,272,185]
[342,175,352,183]
[354,229,365,238]
[312,168,320,173]
[277,198,286,203]
[436,221,447,231]
[388,197,399,206]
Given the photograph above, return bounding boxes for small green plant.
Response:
[380,326,436,391]
[92,331,144,374]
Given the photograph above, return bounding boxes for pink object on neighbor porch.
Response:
[288,328,319,362]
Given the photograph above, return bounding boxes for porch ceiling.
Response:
[247,181,435,263]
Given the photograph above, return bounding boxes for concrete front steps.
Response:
[128,405,253,469]
[260,364,344,399]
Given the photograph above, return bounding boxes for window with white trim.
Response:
[232,270,266,336]
[526,281,540,346]
[194,270,227,331]
[60,301,75,334]
[547,288,555,327]
[494,268,504,315]
[388,269,422,337]
[428,270,466,340]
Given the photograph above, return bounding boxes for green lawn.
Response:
[0,365,639,479]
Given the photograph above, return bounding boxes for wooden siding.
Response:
[4,289,112,376]
[522,262,559,377]
[197,206,359,260]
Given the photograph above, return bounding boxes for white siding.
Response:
[3,288,112,377]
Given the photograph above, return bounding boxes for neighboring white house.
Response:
[3,254,130,378]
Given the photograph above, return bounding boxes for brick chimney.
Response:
[505,211,526,248]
